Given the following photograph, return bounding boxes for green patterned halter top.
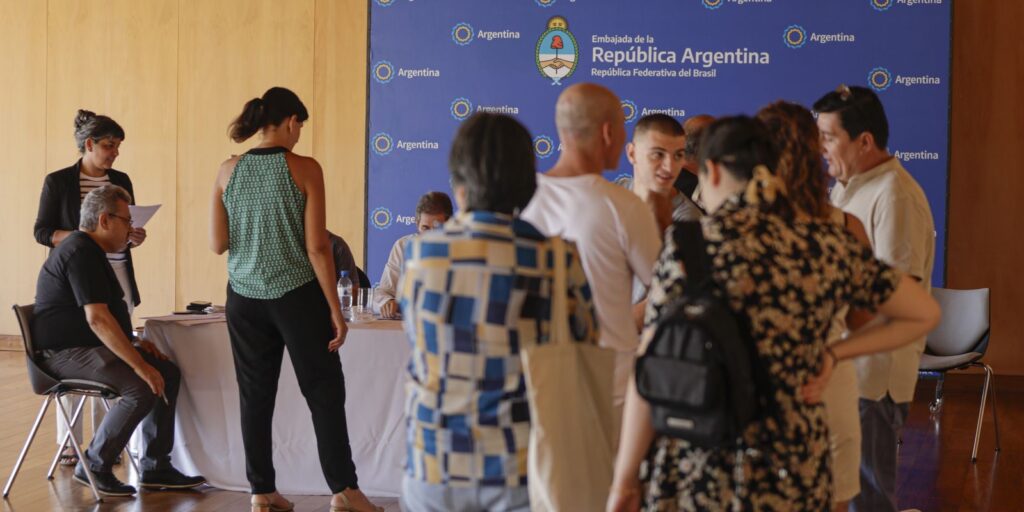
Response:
[222,146,315,299]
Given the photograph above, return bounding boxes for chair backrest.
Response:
[926,288,990,357]
[11,304,61,395]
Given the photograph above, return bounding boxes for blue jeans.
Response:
[852,395,910,512]
[400,477,529,512]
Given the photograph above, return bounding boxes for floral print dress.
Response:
[639,176,900,511]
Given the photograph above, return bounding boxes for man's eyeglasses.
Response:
[109,213,134,227]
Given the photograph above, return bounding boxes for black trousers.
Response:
[41,346,181,473]
[226,279,358,494]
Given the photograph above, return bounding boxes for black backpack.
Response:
[635,221,766,448]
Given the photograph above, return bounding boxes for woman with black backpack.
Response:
[607,116,940,511]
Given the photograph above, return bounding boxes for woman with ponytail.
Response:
[608,116,940,511]
[33,110,145,466]
[210,87,379,512]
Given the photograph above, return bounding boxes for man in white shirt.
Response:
[815,85,936,512]
[521,83,662,435]
[375,191,453,318]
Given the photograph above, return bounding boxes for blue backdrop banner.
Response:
[366,0,951,286]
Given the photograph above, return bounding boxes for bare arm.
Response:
[802,274,940,402]
[833,274,939,361]
[607,378,653,512]
[84,304,164,396]
[209,158,236,255]
[50,230,74,246]
[296,156,348,350]
[632,299,646,333]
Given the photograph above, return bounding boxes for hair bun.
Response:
[74,109,97,129]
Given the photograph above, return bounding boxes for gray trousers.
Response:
[400,477,529,512]
[40,345,180,473]
[851,396,910,512]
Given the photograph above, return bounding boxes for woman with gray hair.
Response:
[33,109,148,466]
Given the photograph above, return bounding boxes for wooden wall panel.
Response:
[314,0,368,266]
[947,3,1024,376]
[44,0,179,325]
[176,0,315,307]
[0,1,48,334]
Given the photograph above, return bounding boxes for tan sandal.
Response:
[330,491,383,512]
[251,495,294,512]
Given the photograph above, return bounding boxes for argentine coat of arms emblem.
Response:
[536,16,578,85]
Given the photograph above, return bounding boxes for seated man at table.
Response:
[327,229,366,291]
[374,191,453,319]
[31,185,205,497]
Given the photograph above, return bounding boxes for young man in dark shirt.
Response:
[33,185,204,496]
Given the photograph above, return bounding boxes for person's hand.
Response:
[136,339,169,361]
[380,299,400,320]
[133,362,165,397]
[128,227,147,247]
[328,308,349,352]
[801,347,836,404]
[606,481,641,512]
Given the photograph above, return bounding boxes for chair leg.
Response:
[971,363,995,462]
[55,398,101,503]
[930,373,945,414]
[2,395,53,498]
[47,395,88,479]
[985,364,1002,452]
[100,398,140,476]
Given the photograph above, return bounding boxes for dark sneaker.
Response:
[73,463,136,497]
[139,467,207,490]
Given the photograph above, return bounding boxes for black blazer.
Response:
[33,160,141,306]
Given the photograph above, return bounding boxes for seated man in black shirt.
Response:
[32,185,205,497]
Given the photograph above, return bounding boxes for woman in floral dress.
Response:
[607,116,940,512]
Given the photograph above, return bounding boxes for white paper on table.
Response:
[128,204,161,229]
[143,312,226,324]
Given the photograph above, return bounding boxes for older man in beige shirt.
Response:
[816,85,935,512]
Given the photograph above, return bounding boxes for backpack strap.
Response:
[673,221,711,292]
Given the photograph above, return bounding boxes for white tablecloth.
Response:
[143,318,409,496]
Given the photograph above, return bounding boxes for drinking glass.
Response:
[354,287,375,323]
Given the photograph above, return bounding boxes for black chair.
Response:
[917,288,1001,462]
[2,304,137,502]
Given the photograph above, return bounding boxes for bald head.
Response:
[555,83,624,143]
[553,83,626,171]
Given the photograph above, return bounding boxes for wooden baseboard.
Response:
[0,335,19,352]
[918,371,1024,393]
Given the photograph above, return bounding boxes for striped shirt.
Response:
[80,173,126,262]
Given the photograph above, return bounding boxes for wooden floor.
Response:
[0,351,1018,511]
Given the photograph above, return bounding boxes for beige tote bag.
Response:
[521,237,618,512]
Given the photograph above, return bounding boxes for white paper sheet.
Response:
[142,312,226,325]
[128,204,161,229]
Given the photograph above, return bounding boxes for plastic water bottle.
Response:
[337,271,353,321]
